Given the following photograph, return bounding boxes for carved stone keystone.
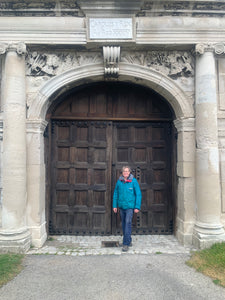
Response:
[103,46,120,76]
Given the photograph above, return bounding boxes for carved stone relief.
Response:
[140,1,225,17]
[0,1,82,17]
[25,49,194,108]
[26,51,103,76]
[121,51,194,79]
[26,50,194,79]
[1,1,225,17]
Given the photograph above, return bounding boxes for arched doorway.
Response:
[46,82,175,236]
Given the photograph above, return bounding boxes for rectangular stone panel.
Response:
[89,18,133,40]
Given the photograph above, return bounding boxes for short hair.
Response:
[121,166,131,173]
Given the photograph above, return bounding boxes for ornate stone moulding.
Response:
[0,42,26,55]
[25,49,194,79]
[139,1,225,17]
[0,1,82,17]
[103,46,120,76]
[0,1,224,17]
[195,43,225,55]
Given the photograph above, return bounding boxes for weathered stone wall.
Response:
[0,0,225,251]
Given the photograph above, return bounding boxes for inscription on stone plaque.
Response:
[89,18,133,40]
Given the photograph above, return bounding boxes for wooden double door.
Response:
[47,83,174,235]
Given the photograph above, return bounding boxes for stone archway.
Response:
[28,63,193,120]
[27,63,195,247]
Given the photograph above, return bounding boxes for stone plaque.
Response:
[89,18,133,40]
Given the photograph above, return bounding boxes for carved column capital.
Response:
[0,42,27,56]
[0,43,8,55]
[214,43,225,55]
[103,46,120,76]
[195,43,215,55]
[195,43,225,56]
[8,42,27,56]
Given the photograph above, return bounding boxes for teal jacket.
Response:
[113,174,142,210]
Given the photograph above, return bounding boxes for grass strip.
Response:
[0,254,24,287]
[186,242,225,287]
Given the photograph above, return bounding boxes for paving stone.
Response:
[26,235,196,256]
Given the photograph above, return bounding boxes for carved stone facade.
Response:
[26,50,194,78]
[0,1,225,252]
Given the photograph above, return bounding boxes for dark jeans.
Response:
[120,208,133,246]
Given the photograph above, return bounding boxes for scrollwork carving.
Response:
[26,49,195,80]
[26,51,102,76]
[121,51,194,78]
[195,43,225,56]
[195,44,206,55]
[0,43,7,55]
[214,43,225,55]
[0,42,27,56]
[16,42,27,55]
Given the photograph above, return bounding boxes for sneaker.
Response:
[122,245,128,252]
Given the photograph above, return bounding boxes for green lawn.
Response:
[0,254,24,287]
[186,242,225,287]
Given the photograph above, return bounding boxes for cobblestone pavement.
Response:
[27,235,196,256]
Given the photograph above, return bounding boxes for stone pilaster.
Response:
[174,118,195,245]
[26,119,48,248]
[193,43,225,248]
[0,43,30,253]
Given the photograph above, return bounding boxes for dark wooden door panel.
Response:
[49,121,112,235]
[112,122,173,235]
